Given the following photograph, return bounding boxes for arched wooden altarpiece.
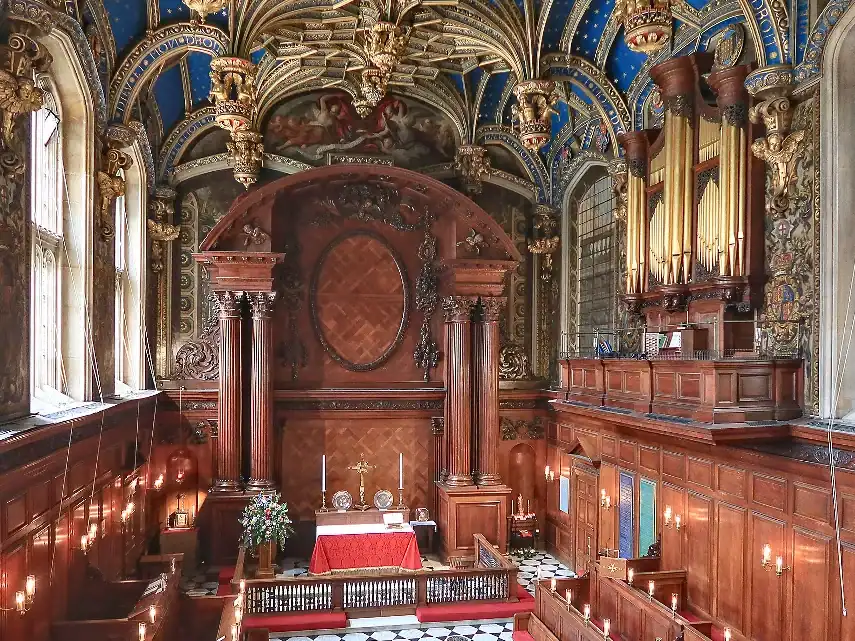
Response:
[194,165,521,558]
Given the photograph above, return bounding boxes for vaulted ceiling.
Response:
[80,0,817,188]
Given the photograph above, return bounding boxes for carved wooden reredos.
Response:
[197,165,521,387]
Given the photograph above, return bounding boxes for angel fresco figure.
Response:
[267,95,353,150]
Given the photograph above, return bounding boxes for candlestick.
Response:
[583,603,591,624]
[25,575,35,600]
[15,591,24,614]
[550,578,556,592]
[648,580,655,600]
[396,487,407,509]
[399,453,403,489]
[139,622,146,641]
[775,555,784,575]
[322,455,326,492]
[319,489,329,512]
[603,619,610,638]
[565,589,572,607]
[724,628,732,641]
[761,543,771,566]
[671,593,678,616]
[627,568,634,585]
[149,605,157,623]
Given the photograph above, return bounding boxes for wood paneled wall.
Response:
[546,403,855,641]
[0,397,156,641]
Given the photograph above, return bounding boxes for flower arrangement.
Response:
[239,492,294,550]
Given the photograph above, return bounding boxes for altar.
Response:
[309,523,422,575]
[315,507,410,527]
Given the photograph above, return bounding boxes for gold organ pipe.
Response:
[638,178,646,290]
[737,126,747,276]
[681,117,694,283]
[728,122,738,276]
[663,113,675,284]
[718,113,748,277]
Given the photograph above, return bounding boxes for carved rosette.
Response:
[0,30,51,151]
[454,145,492,195]
[528,204,560,280]
[499,343,533,380]
[613,0,674,55]
[746,65,806,220]
[209,56,263,187]
[512,80,560,152]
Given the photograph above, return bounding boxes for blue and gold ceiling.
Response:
[73,0,826,200]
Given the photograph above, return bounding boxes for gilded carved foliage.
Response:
[500,416,544,440]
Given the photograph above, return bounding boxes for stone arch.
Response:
[820,2,855,418]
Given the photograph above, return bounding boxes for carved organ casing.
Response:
[619,55,764,317]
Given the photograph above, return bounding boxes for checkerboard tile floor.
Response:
[273,621,516,641]
[508,550,575,594]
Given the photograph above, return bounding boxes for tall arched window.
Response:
[114,170,128,388]
[30,85,63,400]
[561,170,617,353]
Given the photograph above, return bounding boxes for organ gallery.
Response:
[0,1,853,640]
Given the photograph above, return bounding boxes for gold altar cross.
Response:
[348,454,375,509]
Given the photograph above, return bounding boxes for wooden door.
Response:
[573,466,598,575]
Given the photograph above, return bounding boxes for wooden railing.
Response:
[234,533,519,616]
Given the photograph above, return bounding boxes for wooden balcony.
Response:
[562,358,803,423]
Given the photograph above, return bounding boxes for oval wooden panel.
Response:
[311,231,409,370]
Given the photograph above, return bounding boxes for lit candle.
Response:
[15,591,25,614]
[648,580,655,599]
[89,523,97,539]
[545,465,551,479]
[583,603,591,621]
[762,543,771,566]
[399,453,404,489]
[724,628,732,641]
[671,593,678,613]
[149,605,156,623]
[601,488,607,504]
[239,579,246,594]
[565,589,572,606]
[664,505,672,525]
[675,514,681,529]
[550,578,556,592]
[776,556,784,575]
[627,568,634,585]
[603,619,610,638]
[170,558,176,574]
[234,603,242,624]
[25,575,35,599]
[81,534,88,550]
[138,622,146,641]
[231,624,238,641]
[322,455,326,492]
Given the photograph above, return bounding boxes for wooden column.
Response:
[475,297,504,485]
[247,292,276,491]
[213,290,243,492]
[442,295,477,487]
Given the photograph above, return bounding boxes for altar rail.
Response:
[233,534,518,615]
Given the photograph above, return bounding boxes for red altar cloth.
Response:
[309,531,422,574]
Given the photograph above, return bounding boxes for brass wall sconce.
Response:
[10,575,36,614]
[761,544,789,576]
[600,489,612,509]
[544,466,555,482]
[664,506,682,529]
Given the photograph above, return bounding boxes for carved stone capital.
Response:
[105,123,137,149]
[480,297,506,322]
[216,291,245,318]
[441,295,477,322]
[248,291,277,319]
[147,219,180,273]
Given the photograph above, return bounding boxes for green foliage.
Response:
[239,492,294,549]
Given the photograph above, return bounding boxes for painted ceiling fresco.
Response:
[60,0,833,203]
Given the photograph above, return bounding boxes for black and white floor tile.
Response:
[508,550,575,594]
[273,621,516,641]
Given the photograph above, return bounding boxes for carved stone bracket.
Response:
[454,145,491,195]
[97,124,136,241]
[746,65,807,221]
[0,29,51,151]
[148,185,179,273]
[528,204,560,281]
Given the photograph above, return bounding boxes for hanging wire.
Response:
[826,259,855,617]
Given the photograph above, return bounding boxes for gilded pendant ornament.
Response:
[182,0,227,23]
[511,80,560,153]
[454,145,491,195]
[527,204,560,280]
[209,56,263,187]
[613,0,675,55]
